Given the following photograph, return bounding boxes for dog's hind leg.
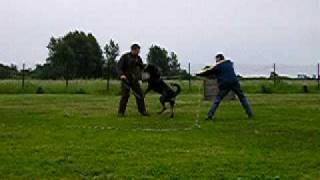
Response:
[170,100,175,118]
[158,96,167,114]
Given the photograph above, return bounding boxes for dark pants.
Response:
[118,81,147,115]
[208,82,253,117]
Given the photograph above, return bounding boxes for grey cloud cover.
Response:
[0,0,319,70]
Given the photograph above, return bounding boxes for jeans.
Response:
[208,82,253,117]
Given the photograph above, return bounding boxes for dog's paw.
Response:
[158,109,167,114]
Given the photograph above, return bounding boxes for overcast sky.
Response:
[0,0,319,70]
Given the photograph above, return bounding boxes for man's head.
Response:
[131,44,141,56]
[215,53,225,62]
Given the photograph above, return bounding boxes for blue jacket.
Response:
[197,60,238,87]
[213,60,238,86]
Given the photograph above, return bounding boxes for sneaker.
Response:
[205,116,213,121]
[248,114,254,119]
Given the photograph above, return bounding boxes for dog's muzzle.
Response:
[142,72,150,81]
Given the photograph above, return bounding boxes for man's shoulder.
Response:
[121,52,131,57]
[218,60,233,66]
[226,59,233,63]
[121,52,142,59]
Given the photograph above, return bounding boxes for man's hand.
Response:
[120,75,127,80]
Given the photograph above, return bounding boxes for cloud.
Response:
[0,0,319,69]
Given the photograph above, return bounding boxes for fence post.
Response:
[188,62,191,90]
[317,63,320,89]
[107,59,110,91]
[273,63,276,85]
[22,63,25,89]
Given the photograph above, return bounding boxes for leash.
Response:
[121,79,143,100]
[194,82,202,129]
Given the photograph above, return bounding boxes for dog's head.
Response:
[144,64,161,80]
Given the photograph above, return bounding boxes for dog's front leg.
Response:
[158,96,167,114]
[158,107,167,114]
[170,101,175,118]
[144,86,151,96]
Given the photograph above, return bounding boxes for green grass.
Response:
[0,79,320,95]
[0,93,319,179]
[241,80,320,94]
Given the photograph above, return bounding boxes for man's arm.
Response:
[196,65,218,77]
[137,56,145,69]
[117,55,127,79]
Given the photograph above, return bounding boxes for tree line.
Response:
[0,64,19,79]
[0,30,189,81]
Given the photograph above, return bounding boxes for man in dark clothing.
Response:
[199,54,253,120]
[117,44,149,117]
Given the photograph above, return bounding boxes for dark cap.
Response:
[215,53,225,60]
[131,44,141,50]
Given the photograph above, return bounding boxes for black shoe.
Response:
[248,114,254,119]
[141,112,150,117]
[118,113,127,117]
[205,116,213,121]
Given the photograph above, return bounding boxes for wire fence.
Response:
[1,63,320,94]
[189,62,320,85]
[187,63,320,78]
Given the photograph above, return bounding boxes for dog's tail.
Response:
[171,83,181,97]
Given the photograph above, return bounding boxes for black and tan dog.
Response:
[143,64,181,118]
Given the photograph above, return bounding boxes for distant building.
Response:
[312,74,317,79]
[297,74,310,79]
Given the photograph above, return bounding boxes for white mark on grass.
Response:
[66,125,195,132]
[194,85,202,129]
[65,94,203,133]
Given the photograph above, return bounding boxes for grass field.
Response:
[0,92,320,179]
[0,79,320,94]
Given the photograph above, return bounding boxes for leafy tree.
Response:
[147,45,170,75]
[45,31,104,81]
[168,52,181,76]
[63,31,104,79]
[32,64,53,79]
[47,39,76,87]
[104,39,120,79]
[0,63,19,79]
[147,45,187,78]
[104,39,120,90]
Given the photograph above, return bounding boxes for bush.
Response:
[36,86,45,94]
[75,88,86,94]
[302,85,309,93]
[261,85,272,94]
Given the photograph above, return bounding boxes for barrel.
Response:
[203,79,236,101]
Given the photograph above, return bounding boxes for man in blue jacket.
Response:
[199,54,253,120]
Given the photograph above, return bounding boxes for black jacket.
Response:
[117,52,144,81]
